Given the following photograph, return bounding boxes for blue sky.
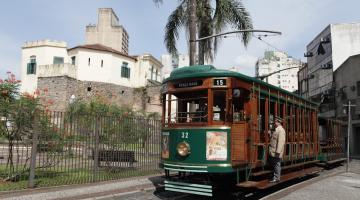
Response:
[1,0,360,79]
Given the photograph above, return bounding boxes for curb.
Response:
[0,174,164,200]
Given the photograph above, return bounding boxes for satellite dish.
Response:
[233,89,241,98]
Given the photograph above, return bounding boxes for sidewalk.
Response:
[0,174,164,200]
[279,172,360,200]
[263,160,360,200]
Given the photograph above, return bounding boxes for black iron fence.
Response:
[0,111,161,191]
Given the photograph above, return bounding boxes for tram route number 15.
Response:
[213,79,226,86]
[181,132,189,139]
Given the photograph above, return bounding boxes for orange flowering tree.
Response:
[0,72,60,180]
[0,72,36,176]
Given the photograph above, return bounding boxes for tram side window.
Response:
[232,89,247,122]
[213,90,226,121]
[269,101,275,130]
[259,98,266,132]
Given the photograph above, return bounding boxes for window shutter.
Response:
[27,63,30,74]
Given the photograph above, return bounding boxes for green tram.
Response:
[160,65,343,196]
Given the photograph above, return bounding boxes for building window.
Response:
[155,69,158,81]
[150,65,154,80]
[27,56,36,74]
[357,81,360,96]
[71,56,76,65]
[88,58,91,66]
[53,57,64,64]
[101,60,103,67]
[121,62,130,78]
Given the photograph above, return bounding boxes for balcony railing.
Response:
[38,63,77,79]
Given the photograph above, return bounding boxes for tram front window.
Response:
[167,90,208,123]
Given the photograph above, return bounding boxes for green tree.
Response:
[155,0,253,65]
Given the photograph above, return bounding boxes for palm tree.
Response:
[154,0,253,65]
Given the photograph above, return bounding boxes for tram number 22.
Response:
[181,132,189,139]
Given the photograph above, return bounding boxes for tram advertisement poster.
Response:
[206,131,227,161]
[162,132,169,159]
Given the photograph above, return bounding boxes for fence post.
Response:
[28,112,39,188]
[92,115,100,182]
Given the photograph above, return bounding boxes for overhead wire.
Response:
[252,34,303,62]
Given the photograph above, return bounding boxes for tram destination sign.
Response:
[213,79,227,87]
[174,80,203,88]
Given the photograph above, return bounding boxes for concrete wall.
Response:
[334,54,360,157]
[331,23,360,71]
[37,76,162,114]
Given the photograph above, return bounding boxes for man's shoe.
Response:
[269,178,279,183]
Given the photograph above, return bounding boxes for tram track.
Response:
[151,165,345,200]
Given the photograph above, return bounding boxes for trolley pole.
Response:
[344,100,355,173]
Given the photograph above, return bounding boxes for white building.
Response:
[86,8,129,54]
[21,40,69,93]
[256,51,302,92]
[20,8,162,95]
[161,54,190,78]
[21,42,162,94]
[304,23,360,102]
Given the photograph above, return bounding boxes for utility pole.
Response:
[344,100,356,173]
[189,0,197,65]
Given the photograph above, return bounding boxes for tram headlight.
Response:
[177,142,191,156]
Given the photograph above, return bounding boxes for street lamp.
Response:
[343,100,356,173]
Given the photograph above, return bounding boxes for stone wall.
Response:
[37,76,161,114]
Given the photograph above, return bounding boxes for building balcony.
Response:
[38,63,77,79]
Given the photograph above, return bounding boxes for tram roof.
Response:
[163,65,319,106]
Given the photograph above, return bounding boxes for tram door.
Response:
[231,88,249,164]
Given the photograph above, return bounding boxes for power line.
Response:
[253,34,302,62]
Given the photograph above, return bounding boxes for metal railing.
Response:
[0,111,161,191]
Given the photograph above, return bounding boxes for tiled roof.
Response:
[68,44,137,61]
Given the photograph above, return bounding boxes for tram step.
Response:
[326,158,346,165]
[251,160,320,177]
[238,166,322,189]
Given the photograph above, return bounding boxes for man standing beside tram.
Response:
[268,116,286,183]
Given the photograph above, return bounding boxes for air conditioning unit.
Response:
[304,52,314,57]
[307,74,315,79]
[321,63,332,69]
[320,37,331,43]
